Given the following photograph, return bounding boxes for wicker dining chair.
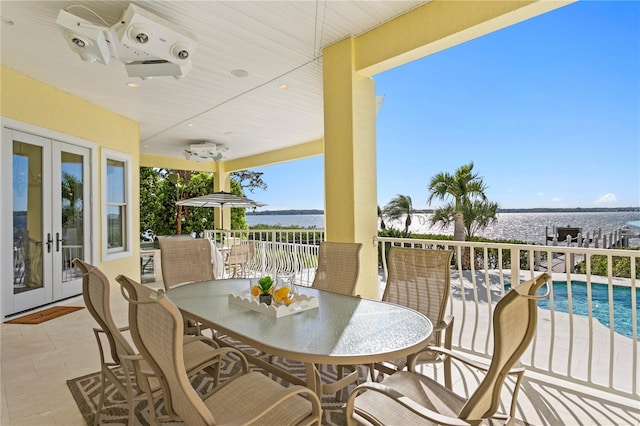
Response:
[346,273,551,426]
[372,246,454,385]
[73,259,222,426]
[309,241,362,400]
[158,237,214,289]
[311,241,362,296]
[158,238,214,335]
[225,242,254,278]
[124,282,323,425]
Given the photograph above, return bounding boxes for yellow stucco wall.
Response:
[1,66,141,282]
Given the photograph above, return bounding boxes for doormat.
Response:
[5,306,84,324]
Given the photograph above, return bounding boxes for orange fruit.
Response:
[283,294,296,306]
[251,285,261,297]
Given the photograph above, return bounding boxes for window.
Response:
[101,149,132,261]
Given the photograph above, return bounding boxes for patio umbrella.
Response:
[176,191,266,229]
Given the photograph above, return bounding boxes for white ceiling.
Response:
[0,1,426,161]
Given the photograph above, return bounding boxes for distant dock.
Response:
[540,225,638,273]
[545,225,639,249]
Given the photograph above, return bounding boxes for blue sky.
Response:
[251,1,639,211]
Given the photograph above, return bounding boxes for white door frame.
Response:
[1,118,98,319]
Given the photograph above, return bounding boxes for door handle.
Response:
[56,232,63,252]
[46,233,53,253]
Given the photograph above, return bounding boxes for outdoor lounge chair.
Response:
[345,273,550,426]
[73,259,223,425]
[123,281,323,425]
[372,246,454,386]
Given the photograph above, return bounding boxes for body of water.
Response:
[247,211,640,246]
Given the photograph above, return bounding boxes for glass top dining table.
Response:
[166,279,432,396]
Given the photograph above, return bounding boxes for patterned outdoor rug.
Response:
[67,340,366,426]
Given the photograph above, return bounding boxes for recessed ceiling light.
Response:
[231,69,249,78]
[278,83,288,90]
[142,144,150,148]
[127,82,139,88]
[187,123,195,127]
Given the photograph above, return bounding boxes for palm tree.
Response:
[431,198,499,239]
[427,162,487,241]
[377,205,387,230]
[383,194,414,236]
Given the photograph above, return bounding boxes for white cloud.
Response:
[551,197,562,203]
[594,193,618,205]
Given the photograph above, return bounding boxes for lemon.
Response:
[273,287,290,303]
[283,294,296,306]
[251,285,261,297]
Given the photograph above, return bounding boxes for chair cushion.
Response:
[205,371,313,425]
[354,371,465,425]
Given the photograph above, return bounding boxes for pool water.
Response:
[509,281,639,338]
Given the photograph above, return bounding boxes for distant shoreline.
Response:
[247,207,640,215]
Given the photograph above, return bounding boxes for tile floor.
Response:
[2,279,639,425]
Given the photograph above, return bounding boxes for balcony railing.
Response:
[202,229,638,399]
[378,236,639,400]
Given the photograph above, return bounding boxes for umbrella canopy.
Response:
[176,191,265,229]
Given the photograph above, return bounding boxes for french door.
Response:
[2,129,91,316]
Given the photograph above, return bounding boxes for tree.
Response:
[139,167,254,238]
[427,162,488,241]
[383,194,415,236]
[431,198,499,239]
[377,205,386,230]
[61,172,83,243]
[139,167,165,239]
[231,170,267,193]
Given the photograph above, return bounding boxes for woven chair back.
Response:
[459,273,550,421]
[73,259,136,365]
[311,241,362,296]
[118,274,214,425]
[158,238,214,290]
[383,247,453,347]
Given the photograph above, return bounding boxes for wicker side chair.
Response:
[158,237,214,289]
[124,282,323,426]
[308,241,362,400]
[158,238,214,335]
[311,241,362,296]
[73,259,222,425]
[346,273,551,426]
[225,242,254,278]
[373,246,454,385]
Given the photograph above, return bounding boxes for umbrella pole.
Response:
[220,202,225,230]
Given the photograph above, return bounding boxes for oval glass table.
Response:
[166,279,433,397]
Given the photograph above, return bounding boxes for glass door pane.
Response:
[52,142,90,300]
[12,141,44,295]
[60,151,84,283]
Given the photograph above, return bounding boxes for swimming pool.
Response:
[529,281,639,338]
